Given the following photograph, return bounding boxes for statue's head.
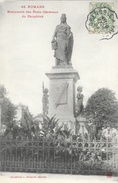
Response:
[77,86,83,93]
[60,14,67,23]
[44,88,48,94]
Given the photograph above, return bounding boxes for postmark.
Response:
[85,2,118,40]
[89,2,114,34]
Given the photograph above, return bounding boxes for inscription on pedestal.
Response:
[46,67,79,121]
[55,82,68,108]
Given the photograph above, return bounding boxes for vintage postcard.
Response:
[0,0,118,183]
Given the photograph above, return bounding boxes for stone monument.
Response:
[51,13,74,66]
[46,14,80,130]
[75,86,88,136]
[76,86,84,117]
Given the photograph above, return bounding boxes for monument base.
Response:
[46,66,79,131]
[58,118,76,134]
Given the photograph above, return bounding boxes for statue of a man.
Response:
[51,14,74,66]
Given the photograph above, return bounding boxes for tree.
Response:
[0,85,16,126]
[85,88,118,129]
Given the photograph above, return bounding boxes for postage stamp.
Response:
[87,2,115,34]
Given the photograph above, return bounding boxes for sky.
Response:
[0,0,118,116]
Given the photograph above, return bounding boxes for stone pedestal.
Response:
[76,115,87,135]
[46,66,79,130]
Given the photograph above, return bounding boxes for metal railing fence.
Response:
[0,137,118,175]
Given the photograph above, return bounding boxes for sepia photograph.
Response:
[0,0,118,182]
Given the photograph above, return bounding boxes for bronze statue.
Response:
[51,14,74,66]
[42,83,49,116]
[76,86,84,116]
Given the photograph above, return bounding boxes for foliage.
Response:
[101,127,118,141]
[0,85,7,98]
[1,114,116,175]
[4,110,35,140]
[85,88,118,128]
[3,115,74,159]
[0,85,16,126]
